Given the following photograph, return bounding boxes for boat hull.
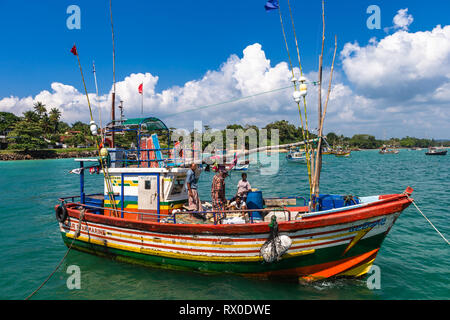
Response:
[425,151,447,155]
[58,194,411,280]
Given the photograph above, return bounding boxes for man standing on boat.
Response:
[186,163,201,212]
[211,166,227,221]
[237,173,251,202]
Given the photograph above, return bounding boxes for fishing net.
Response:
[260,216,292,263]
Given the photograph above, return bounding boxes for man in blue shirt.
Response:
[185,163,201,211]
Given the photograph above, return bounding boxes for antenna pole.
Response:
[109,0,116,147]
[92,61,103,141]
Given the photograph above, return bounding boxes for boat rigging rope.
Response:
[406,195,449,245]
[24,208,86,300]
[74,47,118,215]
[277,1,314,199]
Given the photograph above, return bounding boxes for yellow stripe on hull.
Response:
[340,258,375,277]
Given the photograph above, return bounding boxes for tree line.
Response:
[1,104,448,151]
[1,102,94,150]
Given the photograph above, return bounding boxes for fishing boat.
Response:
[286,148,307,163]
[56,119,414,280]
[333,150,351,157]
[232,160,250,171]
[379,145,399,154]
[332,146,351,157]
[425,147,447,156]
[55,0,414,281]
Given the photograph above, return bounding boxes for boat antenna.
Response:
[92,61,104,142]
[109,0,116,147]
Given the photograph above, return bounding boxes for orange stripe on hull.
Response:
[301,248,379,281]
[248,248,379,279]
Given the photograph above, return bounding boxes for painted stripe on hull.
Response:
[60,214,394,259]
[61,232,385,276]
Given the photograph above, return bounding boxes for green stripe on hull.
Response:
[61,232,387,275]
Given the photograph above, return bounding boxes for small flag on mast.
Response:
[70,45,78,56]
[264,0,279,11]
[138,83,143,94]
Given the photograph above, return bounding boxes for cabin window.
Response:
[172,178,185,194]
[145,180,151,190]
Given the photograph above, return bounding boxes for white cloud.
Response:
[1,39,449,139]
[341,25,450,102]
[393,9,414,31]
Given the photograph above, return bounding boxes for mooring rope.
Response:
[406,195,449,245]
[24,209,86,300]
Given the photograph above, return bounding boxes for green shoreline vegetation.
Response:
[1,103,449,160]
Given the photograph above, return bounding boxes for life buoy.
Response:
[55,204,68,223]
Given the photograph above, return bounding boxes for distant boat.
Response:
[322,147,333,155]
[425,147,447,156]
[379,145,399,154]
[334,150,351,157]
[333,146,351,157]
[286,148,307,163]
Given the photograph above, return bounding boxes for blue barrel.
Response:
[246,191,263,220]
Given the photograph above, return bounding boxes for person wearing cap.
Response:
[211,166,228,221]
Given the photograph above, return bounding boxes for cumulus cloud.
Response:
[1,38,449,139]
[339,24,450,137]
[341,25,450,102]
[0,44,298,130]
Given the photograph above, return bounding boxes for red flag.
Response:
[138,83,143,94]
[70,45,78,56]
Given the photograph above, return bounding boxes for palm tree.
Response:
[23,110,39,123]
[33,102,47,119]
[49,108,62,133]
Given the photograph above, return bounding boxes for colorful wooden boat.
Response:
[55,117,414,281]
[333,150,351,157]
[57,186,413,280]
[57,3,414,282]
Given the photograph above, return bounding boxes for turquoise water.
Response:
[0,150,449,300]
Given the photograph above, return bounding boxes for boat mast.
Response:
[109,0,116,147]
[312,1,338,201]
[312,0,325,200]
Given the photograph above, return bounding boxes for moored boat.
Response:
[425,147,447,156]
[55,117,414,280]
[379,145,399,154]
[56,0,414,282]
[286,149,307,163]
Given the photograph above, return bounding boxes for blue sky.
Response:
[1,0,450,138]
